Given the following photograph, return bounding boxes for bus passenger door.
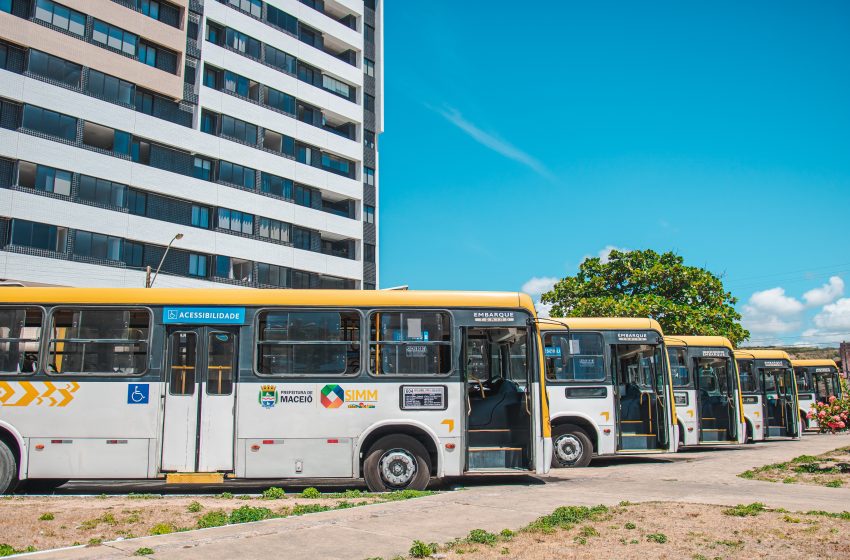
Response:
[161,328,237,473]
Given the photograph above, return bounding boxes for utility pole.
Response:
[145,266,152,288]
[147,233,184,288]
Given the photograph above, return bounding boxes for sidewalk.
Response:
[28,433,850,560]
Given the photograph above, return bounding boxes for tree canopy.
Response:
[540,249,750,345]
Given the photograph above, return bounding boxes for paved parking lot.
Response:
[26,433,850,559]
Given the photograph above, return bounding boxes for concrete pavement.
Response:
[27,433,850,560]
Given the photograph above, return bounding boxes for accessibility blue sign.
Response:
[163,307,246,325]
[544,346,562,357]
[127,383,149,404]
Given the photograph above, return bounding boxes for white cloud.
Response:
[812,297,850,331]
[521,276,558,298]
[802,276,844,308]
[534,301,553,318]
[434,107,555,180]
[741,287,804,336]
[598,245,624,264]
[747,287,804,316]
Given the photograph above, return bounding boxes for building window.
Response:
[203,65,222,89]
[262,130,295,156]
[224,70,259,100]
[264,44,297,75]
[220,114,258,145]
[82,122,131,155]
[292,227,312,251]
[364,166,375,186]
[264,86,296,115]
[191,205,210,228]
[22,105,77,141]
[365,24,375,43]
[17,161,72,196]
[74,231,121,261]
[364,129,375,149]
[10,219,66,252]
[87,70,134,105]
[127,189,147,215]
[189,253,208,277]
[266,4,297,34]
[364,58,375,77]
[123,240,144,268]
[92,20,138,56]
[193,157,212,181]
[218,161,256,189]
[364,205,375,224]
[79,175,127,207]
[131,139,151,164]
[258,217,289,243]
[261,172,292,199]
[291,270,312,289]
[364,282,376,290]
[229,0,261,18]
[294,184,313,207]
[225,27,261,58]
[0,0,10,13]
[364,243,375,263]
[322,153,353,177]
[200,110,218,134]
[138,41,158,67]
[27,50,82,88]
[217,208,254,235]
[139,0,160,19]
[257,263,288,287]
[34,0,86,37]
[322,74,351,99]
[365,93,375,112]
[215,255,253,281]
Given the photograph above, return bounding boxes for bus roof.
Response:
[791,359,839,369]
[539,317,663,333]
[664,335,734,351]
[734,349,791,361]
[0,287,537,312]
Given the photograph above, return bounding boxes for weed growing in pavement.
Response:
[409,540,437,558]
[783,515,801,523]
[782,477,797,484]
[229,505,275,524]
[723,503,766,517]
[382,489,434,501]
[805,510,850,520]
[525,505,609,533]
[127,493,160,500]
[39,513,54,521]
[87,538,102,546]
[625,522,637,529]
[79,513,118,530]
[579,526,599,538]
[291,504,331,515]
[134,547,154,556]
[499,529,514,540]
[301,487,322,499]
[646,532,668,544]
[824,480,843,488]
[216,492,234,499]
[187,501,202,513]
[0,544,37,556]
[149,523,176,535]
[197,510,228,528]
[262,487,286,500]
[467,529,498,545]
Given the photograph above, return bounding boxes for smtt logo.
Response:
[321,384,345,408]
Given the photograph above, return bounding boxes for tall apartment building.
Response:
[0,0,381,289]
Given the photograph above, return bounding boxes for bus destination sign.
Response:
[163,307,246,325]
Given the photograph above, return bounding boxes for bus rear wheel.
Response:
[552,427,592,468]
[363,435,431,492]
[0,440,19,495]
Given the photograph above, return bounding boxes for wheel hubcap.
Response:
[554,434,582,464]
[379,449,417,487]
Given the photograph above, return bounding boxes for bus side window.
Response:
[0,308,43,374]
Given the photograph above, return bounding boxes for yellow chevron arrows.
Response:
[0,381,80,407]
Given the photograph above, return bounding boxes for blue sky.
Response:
[377,0,850,347]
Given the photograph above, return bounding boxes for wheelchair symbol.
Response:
[127,384,149,404]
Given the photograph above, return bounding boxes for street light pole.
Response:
[147,233,184,288]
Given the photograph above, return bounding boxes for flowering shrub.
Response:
[808,395,850,433]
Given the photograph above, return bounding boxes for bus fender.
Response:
[355,420,443,478]
[0,421,27,480]
[549,413,601,450]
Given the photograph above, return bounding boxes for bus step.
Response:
[468,429,513,448]
[619,422,650,434]
[699,429,729,442]
[166,473,224,484]
[619,435,658,450]
[468,447,524,470]
[766,426,787,438]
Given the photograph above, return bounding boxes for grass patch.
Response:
[187,501,202,513]
[39,512,55,521]
[300,487,321,499]
[467,529,498,545]
[646,532,668,544]
[525,505,609,533]
[229,505,275,524]
[197,510,229,529]
[134,547,154,556]
[149,522,176,535]
[409,540,438,558]
[262,487,286,500]
[0,544,37,557]
[723,503,766,517]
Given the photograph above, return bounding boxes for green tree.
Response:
[540,249,750,345]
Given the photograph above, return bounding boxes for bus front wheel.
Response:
[552,427,592,468]
[0,440,18,495]
[363,435,431,492]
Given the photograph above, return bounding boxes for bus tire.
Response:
[0,440,18,495]
[363,434,431,492]
[551,427,593,468]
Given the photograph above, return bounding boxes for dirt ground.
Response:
[0,490,406,553]
[739,446,850,487]
[416,502,850,560]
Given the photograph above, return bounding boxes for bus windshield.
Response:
[795,371,812,391]
[696,357,731,396]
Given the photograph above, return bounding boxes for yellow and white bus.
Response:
[792,359,842,430]
[734,349,800,441]
[540,318,677,467]
[0,288,552,493]
[665,336,745,446]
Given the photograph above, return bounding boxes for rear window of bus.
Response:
[0,307,43,374]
